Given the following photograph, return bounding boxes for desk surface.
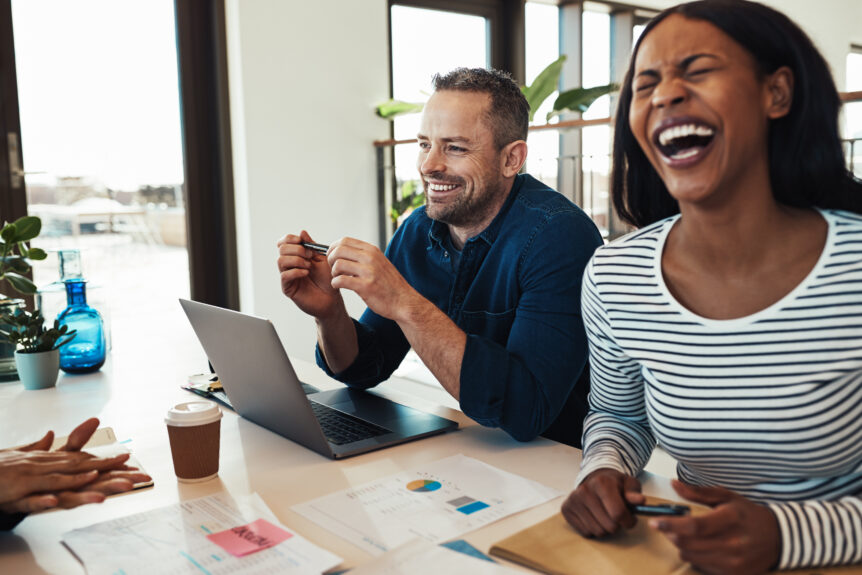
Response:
[0,316,676,574]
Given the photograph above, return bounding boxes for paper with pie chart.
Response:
[292,454,562,556]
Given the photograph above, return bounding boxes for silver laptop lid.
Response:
[179,298,333,457]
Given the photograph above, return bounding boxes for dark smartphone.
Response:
[630,503,690,516]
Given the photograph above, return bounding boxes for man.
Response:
[277,68,602,446]
[1,417,151,530]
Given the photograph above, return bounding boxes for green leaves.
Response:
[375,99,425,120]
[0,215,45,297]
[26,247,47,261]
[0,223,16,243]
[390,180,425,226]
[521,55,567,122]
[0,307,76,352]
[11,216,41,242]
[3,272,37,295]
[548,83,619,121]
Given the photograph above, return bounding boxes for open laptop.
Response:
[179,299,458,459]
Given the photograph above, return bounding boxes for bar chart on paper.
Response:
[292,454,561,556]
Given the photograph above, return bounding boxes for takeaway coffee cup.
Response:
[165,401,222,482]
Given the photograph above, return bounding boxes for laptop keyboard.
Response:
[310,401,391,445]
[204,381,319,411]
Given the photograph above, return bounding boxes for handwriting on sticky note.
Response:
[206,518,293,557]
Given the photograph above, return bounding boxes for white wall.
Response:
[622,0,862,90]
[223,0,860,362]
[225,0,391,362]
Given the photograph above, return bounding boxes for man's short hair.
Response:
[432,67,529,150]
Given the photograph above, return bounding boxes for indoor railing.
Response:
[375,90,862,245]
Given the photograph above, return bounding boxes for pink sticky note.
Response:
[206,518,293,557]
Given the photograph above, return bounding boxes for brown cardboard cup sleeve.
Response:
[165,401,222,482]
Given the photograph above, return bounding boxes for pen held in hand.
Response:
[301,241,329,254]
[629,503,690,516]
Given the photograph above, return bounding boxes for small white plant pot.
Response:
[14,349,60,390]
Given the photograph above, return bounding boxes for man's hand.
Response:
[327,237,422,321]
[650,480,780,575]
[561,468,645,537]
[277,231,345,319]
[0,418,151,514]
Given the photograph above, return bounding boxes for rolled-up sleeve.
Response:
[458,212,601,441]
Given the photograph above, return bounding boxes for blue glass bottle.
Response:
[58,279,106,373]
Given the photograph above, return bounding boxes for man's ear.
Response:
[765,66,793,120]
[501,140,528,178]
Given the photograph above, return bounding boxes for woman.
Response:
[561,1,862,573]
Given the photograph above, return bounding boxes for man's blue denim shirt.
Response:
[316,174,603,445]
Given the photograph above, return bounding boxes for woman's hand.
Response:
[0,418,150,514]
[651,480,781,575]
[561,468,645,537]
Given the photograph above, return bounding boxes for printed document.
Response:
[292,454,561,555]
[62,492,342,575]
[348,538,523,575]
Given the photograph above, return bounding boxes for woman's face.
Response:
[628,14,788,208]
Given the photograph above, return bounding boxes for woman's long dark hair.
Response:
[612,0,862,228]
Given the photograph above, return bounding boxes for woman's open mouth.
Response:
[653,121,716,165]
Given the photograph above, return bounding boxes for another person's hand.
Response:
[327,237,421,321]
[0,418,150,514]
[650,480,780,575]
[561,468,645,537]
[277,231,343,318]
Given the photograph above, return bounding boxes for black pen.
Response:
[301,241,330,254]
[629,503,690,516]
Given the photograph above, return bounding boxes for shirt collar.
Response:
[426,174,525,250]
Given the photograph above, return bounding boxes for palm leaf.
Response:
[521,55,567,122]
[376,99,425,120]
[547,83,618,121]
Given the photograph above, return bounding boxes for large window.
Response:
[390,5,489,189]
[845,46,862,177]
[580,8,612,233]
[524,2,560,188]
[845,47,862,138]
[11,0,188,346]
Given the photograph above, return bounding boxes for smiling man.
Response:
[277,68,603,446]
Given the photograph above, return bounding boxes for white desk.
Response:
[0,319,676,574]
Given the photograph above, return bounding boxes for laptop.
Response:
[179,299,458,459]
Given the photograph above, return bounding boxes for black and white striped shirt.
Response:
[576,209,862,570]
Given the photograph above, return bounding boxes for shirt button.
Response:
[444,252,449,258]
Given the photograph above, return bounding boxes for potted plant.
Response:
[0,307,76,389]
[0,215,50,382]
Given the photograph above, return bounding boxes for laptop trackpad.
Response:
[310,388,412,426]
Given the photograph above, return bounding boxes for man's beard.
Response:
[424,172,506,227]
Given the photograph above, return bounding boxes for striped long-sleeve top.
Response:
[576,208,862,570]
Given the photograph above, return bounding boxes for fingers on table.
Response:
[0,494,60,514]
[59,417,101,451]
[17,431,54,452]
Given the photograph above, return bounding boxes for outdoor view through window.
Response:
[12,0,188,348]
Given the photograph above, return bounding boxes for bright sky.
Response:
[11,0,184,191]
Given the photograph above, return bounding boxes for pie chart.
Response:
[407,479,442,492]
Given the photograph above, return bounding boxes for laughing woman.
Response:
[561,1,862,574]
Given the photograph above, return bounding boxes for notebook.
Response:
[489,498,861,575]
[179,299,458,459]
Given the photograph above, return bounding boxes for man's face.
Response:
[416,90,509,228]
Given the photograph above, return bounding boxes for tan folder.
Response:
[489,499,862,575]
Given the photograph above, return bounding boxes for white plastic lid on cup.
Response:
[165,401,222,427]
